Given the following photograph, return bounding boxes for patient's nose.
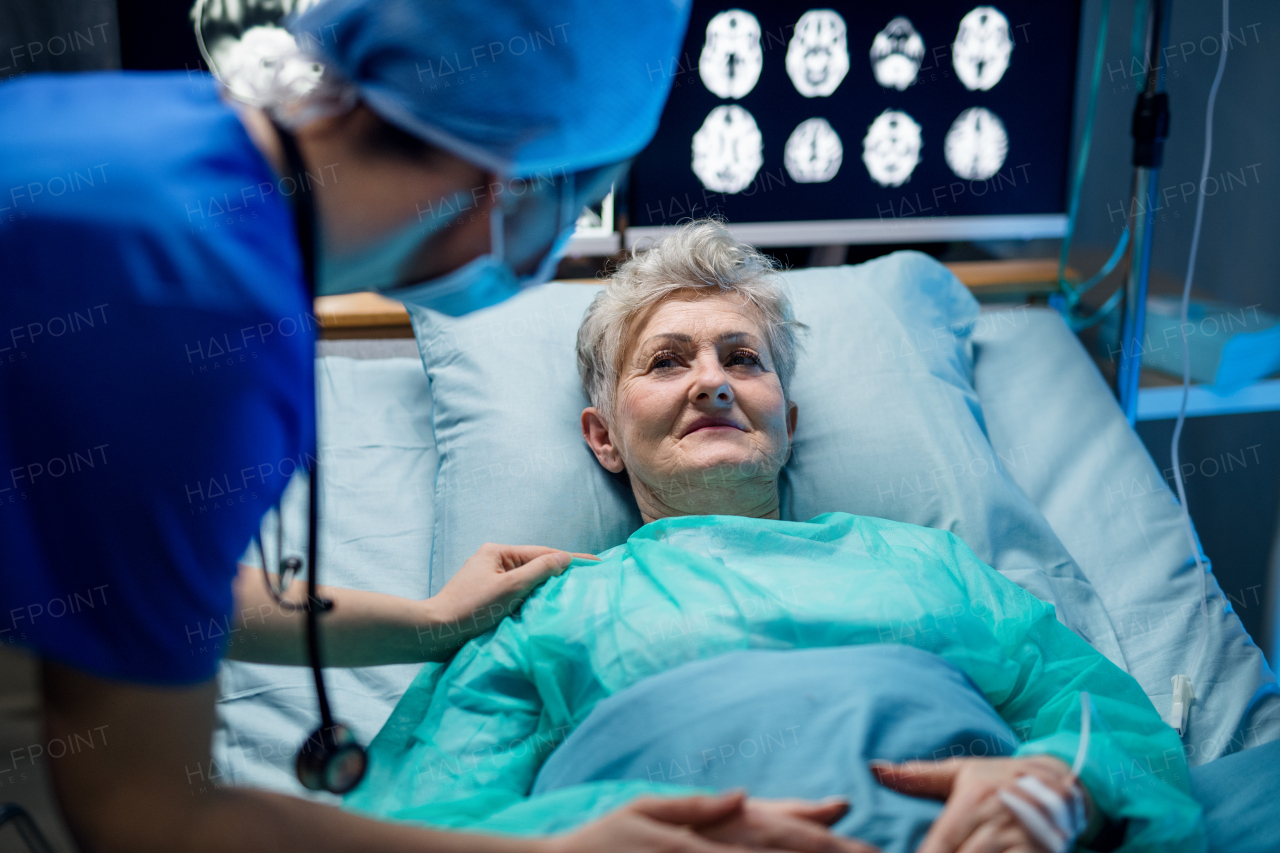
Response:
[690,354,733,405]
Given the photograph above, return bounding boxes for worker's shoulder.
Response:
[1,72,229,173]
[0,72,284,240]
[1,72,304,322]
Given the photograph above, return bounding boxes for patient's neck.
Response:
[630,470,782,524]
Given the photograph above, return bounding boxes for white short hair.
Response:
[577,220,805,416]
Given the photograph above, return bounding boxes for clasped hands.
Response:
[532,754,1092,853]
[873,755,1095,853]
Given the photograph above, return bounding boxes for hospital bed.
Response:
[213,260,1280,844]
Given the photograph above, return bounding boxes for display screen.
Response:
[629,2,1082,237]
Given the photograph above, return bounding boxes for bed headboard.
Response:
[314,258,1068,339]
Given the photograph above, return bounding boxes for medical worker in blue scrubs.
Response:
[0,1,868,851]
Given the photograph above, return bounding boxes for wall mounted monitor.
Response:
[626,2,1082,247]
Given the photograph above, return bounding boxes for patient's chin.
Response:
[671,443,780,486]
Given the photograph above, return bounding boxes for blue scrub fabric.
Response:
[0,72,313,684]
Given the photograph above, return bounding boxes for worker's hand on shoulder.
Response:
[423,544,598,656]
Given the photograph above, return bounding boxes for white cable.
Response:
[1070,691,1091,779]
[1168,0,1229,735]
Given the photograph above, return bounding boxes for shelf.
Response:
[1137,378,1280,420]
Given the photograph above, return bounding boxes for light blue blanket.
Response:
[535,645,1020,853]
[540,645,1279,852]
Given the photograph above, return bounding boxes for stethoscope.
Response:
[192,0,364,792]
[254,122,368,795]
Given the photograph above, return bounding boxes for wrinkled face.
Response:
[600,293,796,503]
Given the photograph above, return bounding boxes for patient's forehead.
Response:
[627,293,769,360]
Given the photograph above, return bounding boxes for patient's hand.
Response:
[871,756,1096,853]
[422,544,597,657]
[539,792,880,853]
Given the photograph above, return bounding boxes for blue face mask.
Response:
[383,195,576,316]
[314,190,470,297]
[315,174,579,317]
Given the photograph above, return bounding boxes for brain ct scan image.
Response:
[631,3,1079,227]
[699,9,764,99]
[785,10,850,98]
[944,107,1009,180]
[692,105,765,193]
[952,6,1013,91]
[861,110,923,187]
[784,118,844,183]
[869,17,925,91]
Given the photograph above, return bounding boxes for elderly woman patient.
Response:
[344,222,1202,853]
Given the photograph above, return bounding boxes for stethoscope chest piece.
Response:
[296,722,368,794]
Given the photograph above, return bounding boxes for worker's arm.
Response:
[41,662,865,853]
[226,544,593,666]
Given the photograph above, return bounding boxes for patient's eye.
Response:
[726,349,763,368]
[649,350,682,370]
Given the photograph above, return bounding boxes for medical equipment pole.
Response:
[1114,0,1172,423]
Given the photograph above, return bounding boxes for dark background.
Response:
[630,1,1081,227]
[1137,412,1280,646]
[116,0,202,72]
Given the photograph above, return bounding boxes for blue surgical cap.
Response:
[290,0,691,178]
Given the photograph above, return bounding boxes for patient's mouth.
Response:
[682,416,744,437]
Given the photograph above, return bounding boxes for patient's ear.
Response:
[783,401,799,464]
[582,408,625,473]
